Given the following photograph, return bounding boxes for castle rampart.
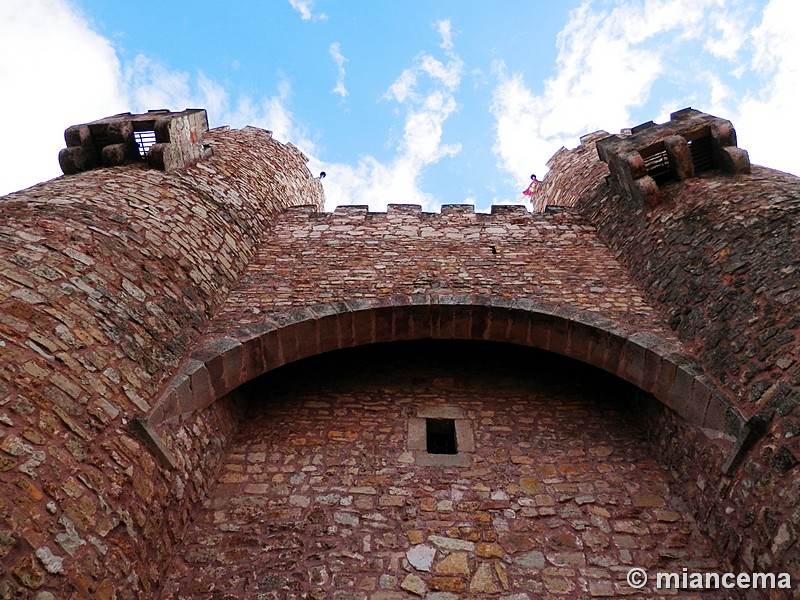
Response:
[0,108,798,598]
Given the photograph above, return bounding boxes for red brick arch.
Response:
[146,294,743,440]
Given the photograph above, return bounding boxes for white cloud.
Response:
[749,0,796,73]
[8,0,791,211]
[419,55,462,90]
[288,0,327,22]
[731,0,800,174]
[317,20,464,211]
[0,0,319,196]
[704,8,748,59]
[309,155,441,211]
[490,0,799,186]
[705,73,735,111]
[330,42,349,98]
[124,58,318,155]
[225,80,318,154]
[490,68,563,186]
[0,0,127,195]
[490,0,679,186]
[385,69,418,103]
[400,92,460,164]
[437,20,455,52]
[123,55,217,115]
[0,3,462,210]
[107,21,463,210]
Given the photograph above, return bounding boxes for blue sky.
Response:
[0,0,797,210]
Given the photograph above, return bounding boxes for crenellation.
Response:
[384,203,422,214]
[333,204,370,215]
[489,204,528,215]
[440,204,475,215]
[269,202,584,227]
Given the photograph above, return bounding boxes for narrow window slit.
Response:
[426,418,457,454]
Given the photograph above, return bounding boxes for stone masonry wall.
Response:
[0,127,323,597]
[159,341,729,599]
[2,105,796,599]
[150,201,773,590]
[541,134,800,587]
[200,204,677,343]
[531,131,611,213]
[580,166,799,416]
[579,166,800,582]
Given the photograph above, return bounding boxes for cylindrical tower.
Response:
[539,108,800,581]
[0,109,323,597]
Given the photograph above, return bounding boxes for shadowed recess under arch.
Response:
[136,295,747,469]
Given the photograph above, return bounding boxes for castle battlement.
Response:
[0,108,798,599]
[59,109,212,175]
[288,202,559,220]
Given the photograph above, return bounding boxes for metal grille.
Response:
[644,149,674,185]
[133,130,157,159]
[689,136,716,173]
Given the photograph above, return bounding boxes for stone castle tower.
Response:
[0,108,797,599]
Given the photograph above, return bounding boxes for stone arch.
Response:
[143,295,744,457]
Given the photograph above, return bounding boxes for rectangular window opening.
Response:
[643,148,675,185]
[133,130,157,159]
[426,418,457,455]
[688,136,717,174]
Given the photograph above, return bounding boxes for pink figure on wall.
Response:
[522,174,539,197]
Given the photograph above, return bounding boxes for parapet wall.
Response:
[202,203,672,337]
[0,125,323,597]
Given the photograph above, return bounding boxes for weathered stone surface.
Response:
[400,574,426,596]
[406,544,436,572]
[0,124,323,596]
[537,118,800,590]
[470,563,500,594]
[428,536,475,552]
[428,577,465,593]
[1,105,797,598]
[34,547,63,574]
[434,552,469,576]
[155,343,724,598]
[514,551,545,569]
[476,542,504,559]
